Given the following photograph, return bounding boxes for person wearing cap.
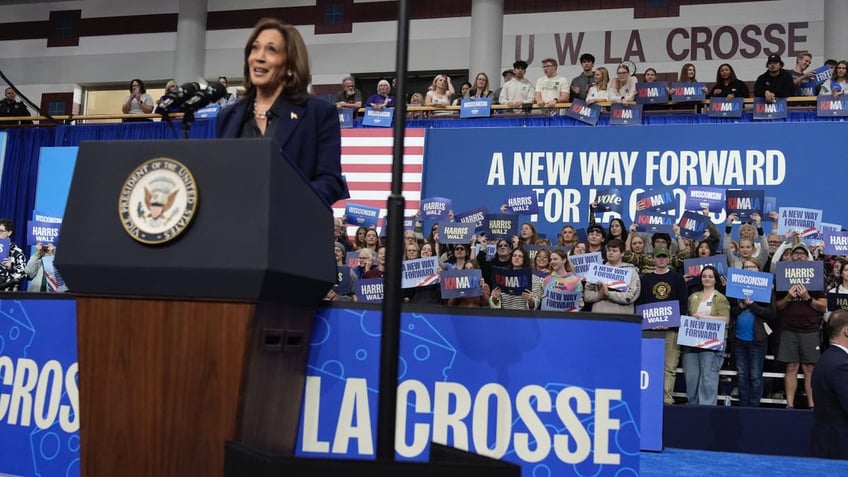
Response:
[584,238,641,315]
[754,54,795,102]
[492,69,514,106]
[775,241,827,409]
[637,245,689,405]
[586,223,607,261]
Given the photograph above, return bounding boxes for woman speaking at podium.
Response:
[216,18,349,206]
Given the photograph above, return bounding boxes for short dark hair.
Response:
[606,238,625,252]
[651,232,672,247]
[828,309,848,339]
[129,78,147,94]
[513,60,528,70]
[0,218,14,234]
[579,53,595,63]
[502,69,514,77]
[826,59,839,67]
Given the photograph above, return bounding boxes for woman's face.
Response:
[739,240,754,258]
[421,243,433,257]
[405,245,419,260]
[644,70,657,82]
[496,241,511,258]
[610,220,622,236]
[549,253,564,272]
[436,76,446,89]
[593,70,602,82]
[511,250,526,268]
[719,65,731,80]
[357,228,366,241]
[377,247,386,264]
[358,252,372,269]
[631,237,645,254]
[475,75,487,89]
[454,245,467,259]
[739,225,755,241]
[572,243,586,255]
[730,242,739,254]
[168,83,177,93]
[781,249,791,261]
[378,83,389,95]
[834,261,843,278]
[248,28,287,90]
[837,63,848,80]
[697,241,711,257]
[334,247,344,262]
[686,65,696,80]
[841,264,848,282]
[520,224,532,239]
[535,251,550,268]
[562,227,574,241]
[460,83,470,96]
[701,269,716,287]
[365,230,378,245]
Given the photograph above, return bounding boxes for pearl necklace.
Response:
[254,102,270,120]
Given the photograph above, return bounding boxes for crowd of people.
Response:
[332,51,846,117]
[328,203,846,413]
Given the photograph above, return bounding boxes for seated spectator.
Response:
[642,68,659,83]
[569,53,596,101]
[683,265,730,405]
[608,63,638,104]
[0,218,26,290]
[25,243,56,292]
[451,81,472,106]
[366,79,395,110]
[708,63,750,98]
[216,76,238,107]
[754,55,795,101]
[121,78,154,121]
[335,76,363,109]
[819,60,848,97]
[466,72,493,99]
[585,67,609,104]
[425,74,455,115]
[489,247,542,310]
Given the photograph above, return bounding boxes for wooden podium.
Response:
[56,139,335,477]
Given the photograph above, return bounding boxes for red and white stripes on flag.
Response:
[332,129,425,234]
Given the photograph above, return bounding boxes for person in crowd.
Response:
[569,53,596,101]
[451,81,472,106]
[365,245,386,279]
[444,243,473,270]
[493,69,514,105]
[407,91,426,119]
[675,63,709,95]
[0,86,31,120]
[154,80,182,114]
[477,238,513,286]
[584,238,641,314]
[606,217,629,245]
[754,54,795,102]
[810,309,848,459]
[763,232,783,273]
[405,241,421,261]
[366,79,395,110]
[406,242,443,304]
[708,63,750,98]
[569,241,588,257]
[216,76,238,107]
[557,225,579,249]
[724,212,768,266]
[585,67,609,105]
[334,217,353,252]
[447,260,491,308]
[217,19,349,206]
[489,247,542,310]
[499,60,535,108]
[0,218,26,291]
[776,243,827,409]
[533,249,552,275]
[354,247,376,279]
[25,243,57,292]
[121,78,154,120]
[642,68,659,83]
[819,60,848,97]
[517,222,539,247]
[825,58,839,76]
[729,258,777,407]
[363,227,380,252]
[466,72,493,99]
[326,241,357,302]
[637,245,689,404]
[790,51,815,95]
[335,76,362,109]
[351,226,368,250]
[425,74,454,115]
[683,265,730,405]
[534,57,569,109]
[827,257,848,291]
[608,63,638,104]
[542,249,584,310]
[424,223,450,263]
[586,223,607,259]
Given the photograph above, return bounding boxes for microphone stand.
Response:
[181,108,195,139]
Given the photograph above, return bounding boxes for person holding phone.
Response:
[25,243,55,292]
[121,78,154,121]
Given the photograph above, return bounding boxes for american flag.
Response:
[332,128,424,235]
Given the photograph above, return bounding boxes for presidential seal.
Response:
[119,157,198,244]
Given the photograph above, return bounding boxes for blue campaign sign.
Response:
[362,107,394,127]
[823,230,848,255]
[726,268,774,302]
[636,82,668,104]
[460,98,492,118]
[640,334,665,452]
[678,211,709,240]
[685,186,725,213]
[437,222,474,244]
[27,220,62,245]
[798,80,817,97]
[194,104,220,118]
[355,278,384,302]
[726,189,764,221]
[484,213,518,239]
[609,104,642,125]
[440,269,483,299]
[753,98,788,119]
[683,256,727,279]
[592,188,624,213]
[401,257,440,288]
[492,267,532,295]
[345,203,380,228]
[335,266,352,295]
[420,122,848,243]
[706,97,743,118]
[540,289,581,312]
[813,65,832,85]
[633,210,675,234]
[420,197,452,221]
[828,293,848,312]
[635,187,677,213]
[454,206,489,233]
[338,108,354,128]
[0,299,79,477]
[774,261,824,292]
[762,196,778,222]
[564,99,601,125]
[503,189,539,215]
[777,206,822,236]
[817,96,848,117]
[571,251,603,278]
[0,238,9,260]
[296,307,641,476]
[586,264,634,291]
[637,300,681,330]
[670,82,706,102]
[346,251,360,269]
[677,315,726,351]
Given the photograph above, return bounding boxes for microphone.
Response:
[182,83,228,112]
[156,83,198,113]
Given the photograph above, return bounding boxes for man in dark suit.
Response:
[811,309,848,459]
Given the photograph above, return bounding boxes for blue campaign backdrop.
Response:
[295,306,641,477]
[0,297,79,477]
[420,122,848,241]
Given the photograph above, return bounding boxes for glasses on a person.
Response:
[455,247,466,251]
[768,241,781,245]
[617,71,628,75]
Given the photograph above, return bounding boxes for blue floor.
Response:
[640,448,845,476]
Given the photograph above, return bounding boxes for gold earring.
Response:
[287,69,293,77]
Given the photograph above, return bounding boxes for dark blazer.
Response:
[811,345,848,459]
[216,96,350,207]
